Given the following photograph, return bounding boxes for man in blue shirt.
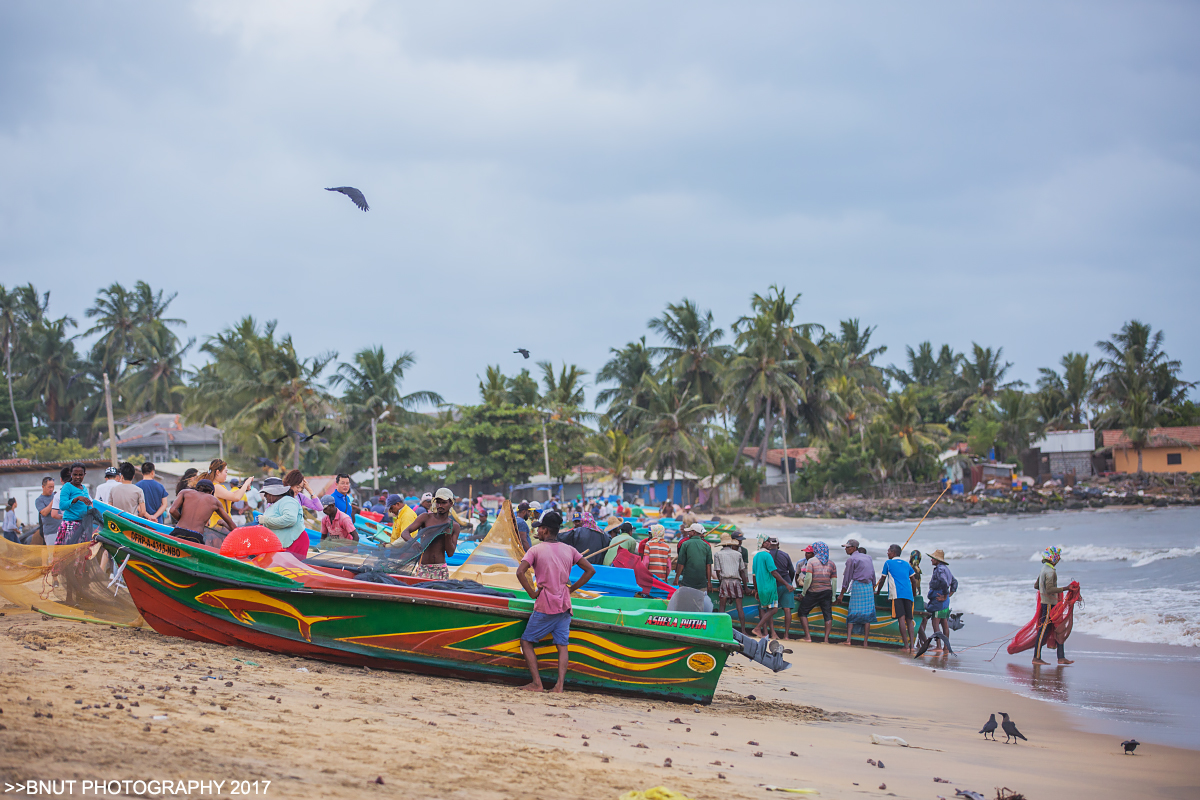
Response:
[876,544,916,651]
[137,462,170,523]
[331,473,355,520]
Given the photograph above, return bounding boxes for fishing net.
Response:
[1007,581,1082,655]
[450,500,528,591]
[0,511,145,627]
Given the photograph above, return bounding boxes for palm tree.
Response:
[131,281,185,330]
[878,389,950,481]
[119,327,194,414]
[0,283,50,444]
[1094,320,1192,411]
[834,318,887,390]
[635,380,714,505]
[538,361,588,407]
[944,343,1020,419]
[886,342,960,389]
[478,365,509,406]
[1115,388,1162,474]
[994,389,1044,462]
[595,337,656,430]
[648,299,729,408]
[585,423,643,492]
[1036,352,1097,428]
[21,317,84,434]
[84,283,139,377]
[331,346,441,421]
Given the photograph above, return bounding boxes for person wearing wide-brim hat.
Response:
[713,532,749,633]
[923,549,957,653]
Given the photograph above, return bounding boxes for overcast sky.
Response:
[2,1,1197,408]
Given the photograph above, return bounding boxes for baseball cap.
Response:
[434,487,454,501]
[843,538,861,548]
[685,522,706,535]
[803,545,815,554]
[386,494,404,508]
[420,492,434,503]
[517,501,530,511]
[104,466,119,478]
[319,494,336,506]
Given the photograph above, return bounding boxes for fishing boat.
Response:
[96,511,761,704]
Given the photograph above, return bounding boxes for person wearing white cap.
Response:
[398,487,460,580]
[417,492,434,515]
[94,466,120,505]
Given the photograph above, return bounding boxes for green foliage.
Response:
[791,439,873,501]
[15,434,100,462]
[733,465,765,501]
[375,421,438,488]
[967,414,1002,460]
[436,404,544,486]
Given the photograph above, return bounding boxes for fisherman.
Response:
[137,462,170,523]
[331,473,355,519]
[769,538,796,640]
[399,487,460,580]
[602,520,637,566]
[320,494,358,542]
[751,535,783,639]
[109,462,148,518]
[515,510,595,693]
[876,544,916,651]
[168,479,234,545]
[259,476,309,558]
[714,532,749,633]
[34,476,59,545]
[643,524,672,581]
[797,542,836,643]
[731,530,750,568]
[923,549,957,653]
[416,491,434,516]
[1033,546,1074,666]
[837,538,876,648]
[94,466,120,505]
[556,512,609,565]
[474,507,492,540]
[514,501,533,551]
[57,463,93,545]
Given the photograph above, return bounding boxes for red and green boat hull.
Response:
[98,513,735,703]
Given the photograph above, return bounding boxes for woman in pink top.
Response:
[515,510,596,693]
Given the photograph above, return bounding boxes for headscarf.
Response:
[909,549,922,573]
[1042,546,1062,567]
[811,541,830,565]
[649,524,666,539]
[580,511,599,532]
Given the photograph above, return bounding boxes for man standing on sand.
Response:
[714,532,749,633]
[399,487,460,580]
[837,538,876,648]
[109,462,148,518]
[770,538,796,640]
[797,542,836,643]
[57,464,94,545]
[751,536,784,639]
[877,544,916,651]
[137,463,170,523]
[516,510,595,693]
[1033,546,1074,666]
[94,466,120,505]
[672,522,714,609]
[34,476,60,545]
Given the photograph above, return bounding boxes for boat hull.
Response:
[98,513,733,703]
[709,591,924,648]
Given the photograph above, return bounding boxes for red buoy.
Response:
[219,525,283,558]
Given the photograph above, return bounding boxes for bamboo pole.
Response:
[901,484,950,551]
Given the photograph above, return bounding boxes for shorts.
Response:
[171,528,204,545]
[522,611,573,646]
[778,588,795,612]
[416,563,449,581]
[893,598,914,622]
[718,578,743,599]
[797,589,833,622]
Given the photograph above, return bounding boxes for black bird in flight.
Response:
[325,186,369,211]
[979,713,998,740]
[256,457,279,469]
[514,349,530,359]
[127,358,145,367]
[300,426,328,442]
[270,435,288,444]
[999,712,1027,744]
[1121,739,1140,755]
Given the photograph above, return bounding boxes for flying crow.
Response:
[270,435,288,444]
[127,358,145,366]
[1121,739,1140,755]
[514,349,530,359]
[301,426,328,442]
[999,712,1027,744]
[325,186,369,211]
[979,713,997,740]
[256,457,279,469]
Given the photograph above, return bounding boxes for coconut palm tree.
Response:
[1094,320,1192,412]
[0,283,50,444]
[943,343,1020,419]
[595,337,656,431]
[20,316,85,435]
[635,380,714,505]
[119,327,194,414]
[648,299,729,408]
[538,361,588,408]
[994,388,1044,462]
[1037,352,1098,428]
[833,318,887,390]
[585,422,642,492]
[876,389,950,482]
[83,283,139,378]
[332,346,442,422]
[478,365,509,407]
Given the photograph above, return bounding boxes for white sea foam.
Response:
[954,579,1200,648]
[1026,545,1200,567]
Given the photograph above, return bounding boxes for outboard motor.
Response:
[731,629,791,673]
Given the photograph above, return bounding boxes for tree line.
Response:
[0,281,1194,496]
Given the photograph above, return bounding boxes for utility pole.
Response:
[781,404,792,504]
[541,416,551,479]
[103,372,118,468]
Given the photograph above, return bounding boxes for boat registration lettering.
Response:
[646,615,707,631]
[686,652,716,673]
[128,530,187,559]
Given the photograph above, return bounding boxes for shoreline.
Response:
[2,610,1196,799]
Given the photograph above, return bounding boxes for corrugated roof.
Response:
[102,413,222,448]
[741,447,821,468]
[0,458,111,475]
[1101,426,1200,449]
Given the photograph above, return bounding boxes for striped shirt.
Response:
[644,540,672,580]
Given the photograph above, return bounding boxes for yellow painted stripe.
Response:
[489,641,685,671]
[128,561,196,589]
[568,629,688,658]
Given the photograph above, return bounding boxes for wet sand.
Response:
[2,608,1196,799]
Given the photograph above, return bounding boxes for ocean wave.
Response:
[1026,545,1200,567]
[953,579,1200,648]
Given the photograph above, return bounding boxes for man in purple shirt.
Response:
[837,538,877,647]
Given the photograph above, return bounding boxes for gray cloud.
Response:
[1,1,1196,405]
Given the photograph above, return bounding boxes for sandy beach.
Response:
[2,608,1195,800]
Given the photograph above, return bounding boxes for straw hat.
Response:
[718,532,737,546]
[929,549,949,564]
[604,516,623,533]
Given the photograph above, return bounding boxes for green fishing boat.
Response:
[96,512,757,704]
[708,588,925,648]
